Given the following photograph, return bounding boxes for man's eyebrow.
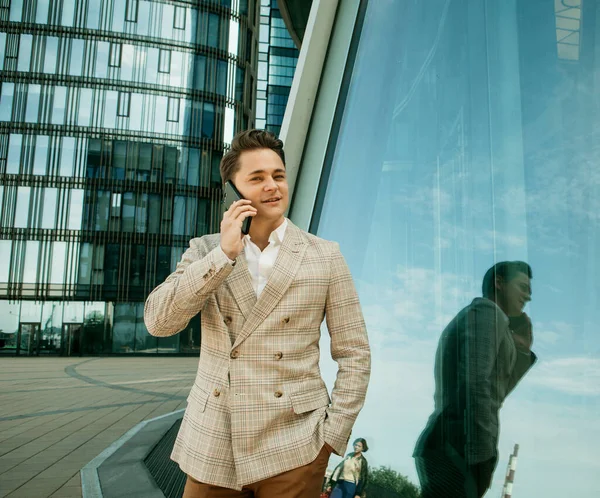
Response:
[246,168,286,176]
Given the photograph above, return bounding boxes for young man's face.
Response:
[232,148,289,224]
[497,271,532,317]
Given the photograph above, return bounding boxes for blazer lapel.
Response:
[232,223,307,349]
[225,254,257,320]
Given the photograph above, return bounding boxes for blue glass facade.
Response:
[255,0,298,135]
[0,0,258,355]
[307,0,600,496]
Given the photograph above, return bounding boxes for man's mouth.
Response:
[263,197,281,204]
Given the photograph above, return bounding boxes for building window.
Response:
[167,97,180,122]
[208,14,220,48]
[174,6,186,30]
[125,0,138,23]
[158,49,171,73]
[111,193,121,218]
[555,0,582,60]
[109,43,121,68]
[117,92,130,117]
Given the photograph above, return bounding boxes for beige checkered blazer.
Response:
[144,221,371,490]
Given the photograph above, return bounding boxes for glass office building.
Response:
[255,0,298,135]
[0,0,258,356]
[282,0,600,497]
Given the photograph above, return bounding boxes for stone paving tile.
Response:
[0,357,197,498]
[5,477,65,498]
[0,477,30,498]
[49,486,82,498]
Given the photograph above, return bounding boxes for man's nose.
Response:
[264,177,277,190]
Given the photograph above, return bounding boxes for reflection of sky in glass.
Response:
[23,241,39,284]
[95,41,109,79]
[121,45,135,81]
[0,33,5,71]
[17,34,32,71]
[86,0,100,29]
[9,0,23,22]
[60,138,76,177]
[0,83,14,122]
[61,0,74,27]
[44,37,58,74]
[0,240,11,282]
[7,134,22,174]
[14,187,30,228]
[68,189,84,231]
[69,39,84,77]
[314,0,600,496]
[35,0,49,24]
[25,85,41,123]
[42,188,57,229]
[50,242,67,284]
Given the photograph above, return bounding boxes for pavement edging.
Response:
[81,409,186,498]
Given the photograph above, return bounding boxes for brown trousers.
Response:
[182,446,331,498]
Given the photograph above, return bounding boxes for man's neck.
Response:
[485,296,510,317]
[248,217,285,251]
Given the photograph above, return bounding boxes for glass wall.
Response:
[310,0,600,496]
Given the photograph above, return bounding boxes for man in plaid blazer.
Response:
[144,130,371,497]
[413,261,536,498]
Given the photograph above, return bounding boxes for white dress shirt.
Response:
[243,218,288,297]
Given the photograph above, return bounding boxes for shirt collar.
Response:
[269,218,288,245]
[244,218,288,246]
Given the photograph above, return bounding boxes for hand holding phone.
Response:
[509,312,533,352]
[220,181,256,260]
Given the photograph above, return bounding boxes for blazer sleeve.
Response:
[323,244,371,455]
[507,349,537,395]
[144,238,235,337]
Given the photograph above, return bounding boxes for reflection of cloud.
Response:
[356,265,479,344]
[534,320,575,347]
[527,357,600,396]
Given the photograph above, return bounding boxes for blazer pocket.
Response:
[290,389,331,414]
[186,386,210,413]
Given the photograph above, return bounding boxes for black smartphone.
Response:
[223,181,252,235]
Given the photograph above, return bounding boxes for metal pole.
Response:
[501,444,519,498]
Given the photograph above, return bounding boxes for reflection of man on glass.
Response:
[144,130,370,497]
[414,261,536,498]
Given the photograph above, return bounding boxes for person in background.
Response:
[413,261,537,498]
[326,438,370,498]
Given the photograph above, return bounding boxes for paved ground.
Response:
[0,357,197,498]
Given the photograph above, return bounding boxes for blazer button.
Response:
[224,316,232,325]
[274,390,283,398]
[281,317,290,324]
[213,389,221,397]
[274,352,283,360]
[230,350,240,359]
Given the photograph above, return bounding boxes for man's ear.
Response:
[494,275,504,292]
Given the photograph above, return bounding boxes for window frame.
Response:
[117,92,131,117]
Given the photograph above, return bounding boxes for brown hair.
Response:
[482,261,532,299]
[220,129,286,184]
